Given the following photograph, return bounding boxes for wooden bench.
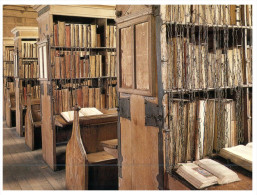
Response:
[25,93,42,150]
[6,88,16,128]
[66,107,118,190]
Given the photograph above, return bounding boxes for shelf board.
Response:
[51,76,117,81]
[51,46,116,51]
[3,61,14,63]
[165,84,252,94]
[166,22,252,30]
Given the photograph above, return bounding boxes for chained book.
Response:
[176,159,240,189]
[61,107,103,122]
[219,144,252,172]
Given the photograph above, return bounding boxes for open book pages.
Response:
[219,145,252,172]
[61,111,84,122]
[61,107,103,122]
[246,142,252,148]
[176,163,218,189]
[80,107,103,116]
[194,159,240,184]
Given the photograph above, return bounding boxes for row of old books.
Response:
[53,85,117,115]
[22,41,38,58]
[5,47,14,61]
[53,51,116,79]
[106,25,116,48]
[18,62,39,79]
[168,37,252,89]
[54,22,116,48]
[166,5,252,26]
[3,62,14,77]
[169,98,251,166]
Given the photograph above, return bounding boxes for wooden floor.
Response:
[3,121,66,190]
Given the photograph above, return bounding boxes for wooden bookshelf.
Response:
[3,37,15,125]
[160,5,252,190]
[33,5,117,171]
[115,5,252,190]
[11,26,39,136]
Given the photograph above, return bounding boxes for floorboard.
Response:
[3,121,66,190]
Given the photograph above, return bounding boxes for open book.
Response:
[194,159,240,184]
[176,159,240,189]
[61,107,103,122]
[219,144,252,172]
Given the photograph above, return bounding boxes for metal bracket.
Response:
[119,97,131,120]
[47,84,52,96]
[40,83,44,95]
[145,100,162,127]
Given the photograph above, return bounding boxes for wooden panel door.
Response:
[117,9,161,190]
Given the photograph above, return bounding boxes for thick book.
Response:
[58,21,65,47]
[61,107,103,122]
[65,24,71,47]
[90,24,97,48]
[194,159,240,184]
[219,144,252,172]
[54,24,59,46]
[176,163,218,189]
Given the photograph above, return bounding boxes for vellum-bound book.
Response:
[176,163,218,189]
[219,144,252,172]
[61,107,103,122]
[194,159,240,184]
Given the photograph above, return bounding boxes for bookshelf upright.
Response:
[3,37,15,126]
[11,26,39,136]
[33,5,117,170]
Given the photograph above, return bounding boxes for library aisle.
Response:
[3,121,65,190]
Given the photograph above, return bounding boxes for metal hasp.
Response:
[47,84,52,96]
[119,97,131,120]
[145,100,162,127]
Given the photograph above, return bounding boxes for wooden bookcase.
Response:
[33,5,117,171]
[11,26,39,136]
[116,5,252,190]
[3,37,15,126]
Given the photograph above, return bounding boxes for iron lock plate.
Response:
[119,97,131,120]
[145,100,162,127]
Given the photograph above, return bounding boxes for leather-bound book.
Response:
[58,21,65,47]
[89,55,96,77]
[71,54,76,78]
[106,25,110,48]
[60,55,65,79]
[85,55,89,78]
[90,24,97,48]
[75,52,80,78]
[77,88,83,107]
[70,24,75,47]
[108,86,113,108]
[54,24,59,46]
[95,88,101,109]
[55,56,61,79]
[65,51,71,78]
[82,85,89,107]
[80,57,84,78]
[65,24,71,47]
[88,87,95,107]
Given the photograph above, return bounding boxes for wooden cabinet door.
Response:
[116,7,162,190]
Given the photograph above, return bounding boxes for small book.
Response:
[61,107,103,123]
